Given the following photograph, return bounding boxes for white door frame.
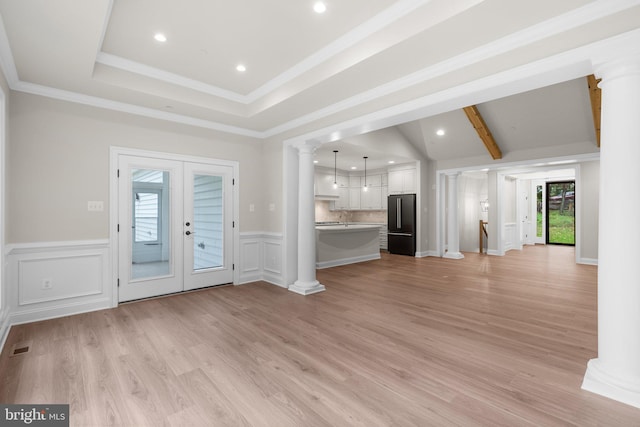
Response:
[109,147,240,307]
[532,179,546,245]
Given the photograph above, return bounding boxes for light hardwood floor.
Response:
[1,245,639,426]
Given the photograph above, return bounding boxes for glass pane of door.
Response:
[546,181,575,245]
[119,156,184,303]
[183,162,233,291]
[192,174,223,270]
[536,184,543,238]
[131,169,171,279]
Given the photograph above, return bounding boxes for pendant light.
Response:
[333,150,339,189]
[363,156,368,192]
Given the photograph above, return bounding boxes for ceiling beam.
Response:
[463,105,502,160]
[587,74,602,147]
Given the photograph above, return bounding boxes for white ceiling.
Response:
[314,77,597,169]
[0,0,639,166]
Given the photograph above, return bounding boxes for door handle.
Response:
[185,231,194,236]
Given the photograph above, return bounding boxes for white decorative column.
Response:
[582,55,640,408]
[443,172,464,259]
[288,142,326,296]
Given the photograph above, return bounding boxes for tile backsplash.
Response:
[315,201,387,224]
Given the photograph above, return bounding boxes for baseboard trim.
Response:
[316,253,381,269]
[416,250,439,258]
[583,358,640,409]
[262,273,286,288]
[10,297,112,326]
[237,273,263,285]
[579,257,598,265]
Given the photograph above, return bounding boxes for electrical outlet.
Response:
[42,279,53,290]
[249,203,255,212]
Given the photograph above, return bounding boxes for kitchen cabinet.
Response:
[388,168,416,194]
[363,174,381,187]
[322,169,389,211]
[334,187,349,210]
[349,187,361,209]
[382,186,388,210]
[315,171,337,196]
[361,186,383,210]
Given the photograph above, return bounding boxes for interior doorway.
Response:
[546,181,575,246]
[116,152,236,302]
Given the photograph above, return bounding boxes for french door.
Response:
[532,181,546,244]
[546,181,575,246]
[118,155,234,302]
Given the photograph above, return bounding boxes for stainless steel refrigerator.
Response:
[388,194,416,256]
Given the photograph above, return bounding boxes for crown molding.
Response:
[0,13,18,86]
[12,80,264,139]
[95,52,247,103]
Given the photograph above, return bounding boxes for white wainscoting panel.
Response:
[0,309,10,354]
[7,240,112,325]
[239,235,262,284]
[503,223,518,252]
[238,233,283,287]
[263,234,284,287]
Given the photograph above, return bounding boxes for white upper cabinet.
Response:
[364,174,382,187]
[388,167,416,194]
[361,186,383,209]
[334,187,349,209]
[349,175,361,188]
[315,171,339,196]
[318,167,391,210]
[349,187,361,209]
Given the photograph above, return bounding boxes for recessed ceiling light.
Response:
[154,33,167,43]
[236,64,246,72]
[313,2,327,14]
[351,166,357,170]
[436,129,445,136]
[313,160,319,164]
[388,160,395,164]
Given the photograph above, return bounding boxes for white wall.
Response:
[8,92,266,243]
[579,161,599,263]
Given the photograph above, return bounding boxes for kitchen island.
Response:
[316,224,381,268]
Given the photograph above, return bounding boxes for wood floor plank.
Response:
[2,245,640,425]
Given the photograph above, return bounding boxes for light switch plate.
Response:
[88,201,104,212]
